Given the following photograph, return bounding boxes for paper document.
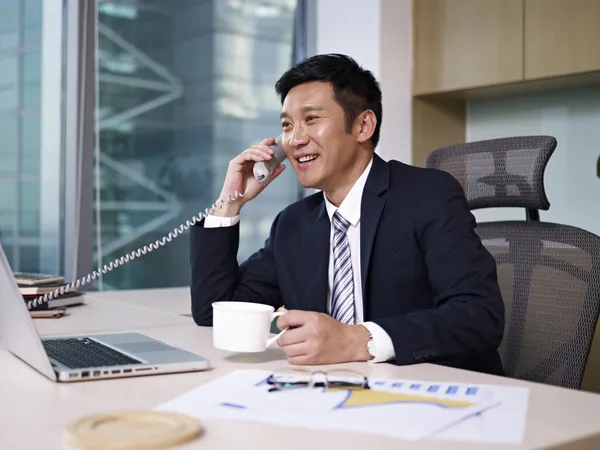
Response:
[156,369,529,442]
[435,383,529,444]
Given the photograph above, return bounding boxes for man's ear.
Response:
[356,110,377,144]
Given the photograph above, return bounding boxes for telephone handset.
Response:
[253,136,287,184]
[26,138,288,310]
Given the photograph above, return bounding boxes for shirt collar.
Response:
[324,156,373,227]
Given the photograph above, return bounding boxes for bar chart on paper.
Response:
[156,370,529,443]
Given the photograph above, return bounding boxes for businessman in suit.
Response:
[190,53,505,375]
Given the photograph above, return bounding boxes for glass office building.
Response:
[0,0,302,291]
[0,0,53,274]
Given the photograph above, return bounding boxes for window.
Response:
[92,0,302,290]
[0,0,63,275]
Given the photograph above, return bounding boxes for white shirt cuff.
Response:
[203,214,240,228]
[361,321,395,363]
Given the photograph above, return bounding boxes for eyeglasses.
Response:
[265,368,370,392]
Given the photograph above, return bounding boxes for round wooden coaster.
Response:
[65,410,203,450]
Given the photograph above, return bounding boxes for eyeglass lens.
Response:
[268,369,367,390]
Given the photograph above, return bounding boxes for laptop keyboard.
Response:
[42,338,142,369]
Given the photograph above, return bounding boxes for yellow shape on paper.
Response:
[334,389,474,409]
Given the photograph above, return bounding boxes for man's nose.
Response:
[289,127,309,148]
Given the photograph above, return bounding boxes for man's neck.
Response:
[324,153,373,207]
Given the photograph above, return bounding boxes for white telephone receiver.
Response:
[253,136,287,184]
[26,137,288,310]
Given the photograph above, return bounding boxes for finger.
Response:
[277,310,315,329]
[280,341,309,358]
[288,354,317,366]
[259,137,276,146]
[235,149,272,163]
[249,144,276,156]
[277,325,308,346]
[245,148,273,160]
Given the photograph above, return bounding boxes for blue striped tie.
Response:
[331,211,355,324]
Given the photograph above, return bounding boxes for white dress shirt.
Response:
[203,157,395,363]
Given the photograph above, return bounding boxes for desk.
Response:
[2,289,600,449]
[84,286,193,317]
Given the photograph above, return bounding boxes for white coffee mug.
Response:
[212,301,287,353]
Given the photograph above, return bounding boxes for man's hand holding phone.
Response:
[212,137,286,218]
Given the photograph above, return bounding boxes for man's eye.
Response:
[306,115,317,121]
[281,122,290,128]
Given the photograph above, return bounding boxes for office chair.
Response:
[426,136,600,389]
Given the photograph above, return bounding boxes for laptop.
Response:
[0,243,210,382]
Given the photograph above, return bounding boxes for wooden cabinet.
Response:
[410,0,600,166]
[413,0,524,95]
[525,0,600,80]
[412,97,465,168]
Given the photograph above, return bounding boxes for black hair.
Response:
[274,53,382,148]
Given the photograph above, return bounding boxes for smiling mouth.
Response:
[297,155,319,164]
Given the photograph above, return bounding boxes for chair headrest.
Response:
[425,136,557,211]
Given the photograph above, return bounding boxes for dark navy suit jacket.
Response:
[190,154,505,375]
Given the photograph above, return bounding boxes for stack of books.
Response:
[14,272,85,311]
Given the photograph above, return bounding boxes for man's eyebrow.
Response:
[280,105,324,119]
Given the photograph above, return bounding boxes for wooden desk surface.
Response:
[2,288,600,450]
[84,286,193,317]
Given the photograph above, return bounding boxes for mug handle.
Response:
[266,311,288,348]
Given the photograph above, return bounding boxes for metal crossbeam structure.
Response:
[95,16,184,264]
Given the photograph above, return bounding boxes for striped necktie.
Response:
[331,211,355,324]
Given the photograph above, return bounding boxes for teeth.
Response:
[299,155,317,163]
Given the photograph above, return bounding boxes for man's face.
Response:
[280,81,360,192]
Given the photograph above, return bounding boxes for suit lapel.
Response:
[360,154,390,314]
[302,200,330,313]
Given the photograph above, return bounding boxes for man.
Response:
[190,53,505,375]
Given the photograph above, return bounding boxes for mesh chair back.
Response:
[426,136,557,211]
[476,221,600,389]
[426,135,600,389]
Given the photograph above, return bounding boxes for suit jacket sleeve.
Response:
[372,171,505,364]
[189,214,283,326]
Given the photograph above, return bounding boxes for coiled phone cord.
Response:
[26,182,257,310]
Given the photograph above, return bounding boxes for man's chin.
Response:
[297,177,322,191]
